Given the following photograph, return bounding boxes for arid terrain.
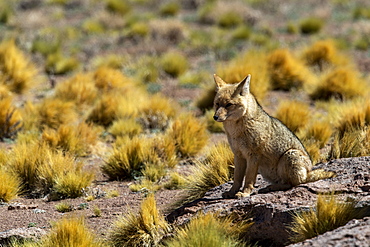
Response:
[0,0,370,246]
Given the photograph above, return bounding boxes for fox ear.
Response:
[236,74,251,96]
[213,74,226,90]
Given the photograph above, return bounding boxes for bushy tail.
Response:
[306,169,336,183]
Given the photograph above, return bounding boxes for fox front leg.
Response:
[222,155,246,199]
[236,157,258,198]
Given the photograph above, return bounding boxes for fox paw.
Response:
[222,191,236,199]
[235,191,251,198]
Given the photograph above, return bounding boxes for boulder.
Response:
[0,227,46,245]
[166,156,370,246]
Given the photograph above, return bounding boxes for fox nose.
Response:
[213,115,218,121]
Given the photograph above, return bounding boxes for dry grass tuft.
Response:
[0,97,23,140]
[0,168,21,202]
[275,101,310,134]
[93,67,132,91]
[55,73,97,107]
[217,50,270,101]
[38,98,78,130]
[267,49,314,91]
[302,40,347,71]
[109,118,143,138]
[167,113,209,158]
[161,51,189,78]
[289,194,359,243]
[311,67,368,101]
[41,122,98,156]
[0,39,38,94]
[179,142,234,205]
[166,213,251,247]
[42,216,102,247]
[109,194,170,247]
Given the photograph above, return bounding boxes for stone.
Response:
[0,227,46,245]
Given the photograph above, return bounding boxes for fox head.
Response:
[213,74,253,122]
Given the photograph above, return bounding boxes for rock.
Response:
[0,227,46,245]
[166,156,370,246]
[288,217,370,247]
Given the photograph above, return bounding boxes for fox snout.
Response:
[213,115,220,121]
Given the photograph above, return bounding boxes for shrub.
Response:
[353,6,370,19]
[167,113,209,158]
[275,101,310,134]
[289,194,359,243]
[128,22,149,38]
[231,25,252,41]
[166,213,250,247]
[0,39,38,94]
[82,19,105,34]
[0,97,23,140]
[161,51,189,78]
[31,38,61,57]
[299,17,324,35]
[310,67,367,101]
[108,194,170,247]
[0,168,21,202]
[267,49,314,91]
[0,2,13,24]
[43,216,101,247]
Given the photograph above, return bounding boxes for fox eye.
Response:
[225,103,233,108]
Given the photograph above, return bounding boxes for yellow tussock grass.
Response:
[289,194,359,243]
[0,39,38,94]
[166,213,251,247]
[109,194,170,247]
[275,101,310,134]
[0,97,23,140]
[109,118,143,138]
[267,49,315,91]
[0,168,21,202]
[311,67,368,101]
[217,50,270,101]
[93,66,132,91]
[43,216,102,247]
[55,73,97,106]
[167,113,209,158]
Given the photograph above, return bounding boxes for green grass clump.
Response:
[167,113,209,158]
[106,0,131,15]
[180,142,234,204]
[108,194,170,247]
[289,194,359,243]
[0,39,38,94]
[55,202,74,213]
[166,213,250,247]
[164,172,186,190]
[82,19,105,34]
[31,38,61,57]
[159,1,180,16]
[231,25,252,41]
[45,52,80,75]
[127,22,149,38]
[267,49,314,91]
[43,216,102,247]
[217,11,243,28]
[275,101,310,134]
[161,51,189,78]
[310,67,367,101]
[0,168,21,202]
[299,17,324,35]
[0,2,13,24]
[0,97,23,140]
[353,6,370,19]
